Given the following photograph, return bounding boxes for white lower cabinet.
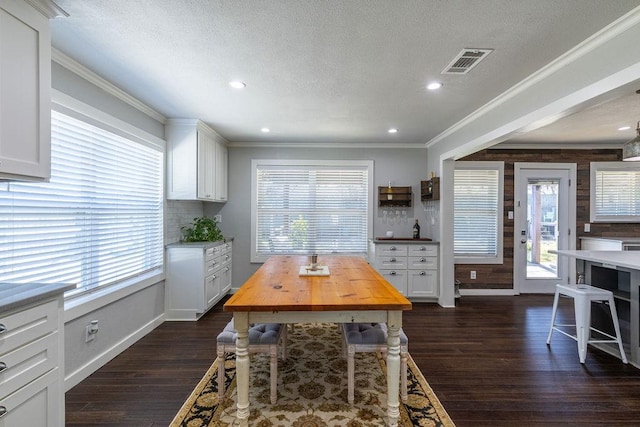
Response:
[0,288,68,427]
[372,241,439,298]
[166,241,233,320]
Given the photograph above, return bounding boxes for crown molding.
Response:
[24,0,68,18]
[426,6,640,149]
[227,141,427,149]
[52,48,166,124]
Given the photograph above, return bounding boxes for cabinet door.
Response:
[0,1,51,181]
[197,131,216,200]
[220,265,232,294]
[0,368,61,427]
[379,270,407,295]
[215,141,228,201]
[407,270,438,297]
[205,273,221,308]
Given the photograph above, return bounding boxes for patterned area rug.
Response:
[170,323,455,426]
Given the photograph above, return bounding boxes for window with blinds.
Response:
[454,161,504,264]
[0,110,164,296]
[590,162,640,222]
[251,160,372,262]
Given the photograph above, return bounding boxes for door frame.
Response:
[513,163,577,294]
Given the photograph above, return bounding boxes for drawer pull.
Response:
[0,324,6,334]
[0,406,6,418]
[419,246,426,251]
[390,258,396,263]
[389,246,396,251]
[419,271,426,276]
[224,267,230,272]
[389,271,397,276]
[420,257,426,262]
[0,362,7,373]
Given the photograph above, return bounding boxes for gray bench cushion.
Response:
[343,322,408,345]
[217,319,283,345]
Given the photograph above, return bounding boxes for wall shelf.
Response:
[421,178,440,201]
[378,186,412,207]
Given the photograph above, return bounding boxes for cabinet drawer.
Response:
[407,245,438,257]
[408,256,437,269]
[0,332,57,400]
[204,246,218,262]
[376,244,408,256]
[0,300,57,357]
[376,256,407,269]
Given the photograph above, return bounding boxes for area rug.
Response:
[170,323,454,427]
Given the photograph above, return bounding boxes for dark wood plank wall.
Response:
[456,148,635,291]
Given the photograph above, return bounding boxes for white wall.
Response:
[204,145,427,289]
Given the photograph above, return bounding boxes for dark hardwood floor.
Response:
[65,295,640,426]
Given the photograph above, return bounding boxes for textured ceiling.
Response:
[50,0,640,146]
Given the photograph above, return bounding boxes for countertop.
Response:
[580,236,640,243]
[552,250,640,270]
[0,283,75,313]
[373,237,436,243]
[166,237,234,249]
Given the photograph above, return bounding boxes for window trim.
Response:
[590,161,640,223]
[47,90,165,305]
[250,159,374,263]
[454,161,504,264]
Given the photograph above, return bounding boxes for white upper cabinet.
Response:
[166,119,228,202]
[0,0,54,181]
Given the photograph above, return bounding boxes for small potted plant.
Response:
[180,216,224,242]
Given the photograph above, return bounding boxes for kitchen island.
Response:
[553,250,640,367]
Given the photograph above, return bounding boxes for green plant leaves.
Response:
[180,216,223,242]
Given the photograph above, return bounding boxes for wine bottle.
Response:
[413,219,420,239]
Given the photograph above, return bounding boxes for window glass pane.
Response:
[0,111,164,295]
[254,163,369,259]
[454,162,503,263]
[593,166,640,221]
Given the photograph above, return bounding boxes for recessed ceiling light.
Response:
[388,128,398,134]
[426,82,443,91]
[229,80,246,89]
[618,126,632,131]
[261,127,270,133]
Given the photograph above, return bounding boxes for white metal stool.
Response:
[547,284,627,364]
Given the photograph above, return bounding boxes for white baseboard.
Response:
[64,313,166,391]
[459,289,517,296]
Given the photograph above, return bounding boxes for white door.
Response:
[514,163,576,293]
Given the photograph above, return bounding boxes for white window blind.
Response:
[454,162,504,263]
[0,110,164,296]
[252,160,371,262]
[591,162,640,222]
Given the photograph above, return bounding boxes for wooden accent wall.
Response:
[455,148,636,291]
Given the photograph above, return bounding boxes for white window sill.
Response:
[64,269,164,322]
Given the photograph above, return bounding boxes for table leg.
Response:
[234,312,250,425]
[386,313,402,427]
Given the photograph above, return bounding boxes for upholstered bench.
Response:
[341,322,408,404]
[217,319,287,404]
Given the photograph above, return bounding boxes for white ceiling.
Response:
[49,0,640,147]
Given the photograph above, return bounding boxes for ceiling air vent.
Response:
[442,48,493,75]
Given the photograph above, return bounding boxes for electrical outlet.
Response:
[214,214,222,224]
[584,223,590,232]
[85,320,99,342]
[470,271,477,280]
